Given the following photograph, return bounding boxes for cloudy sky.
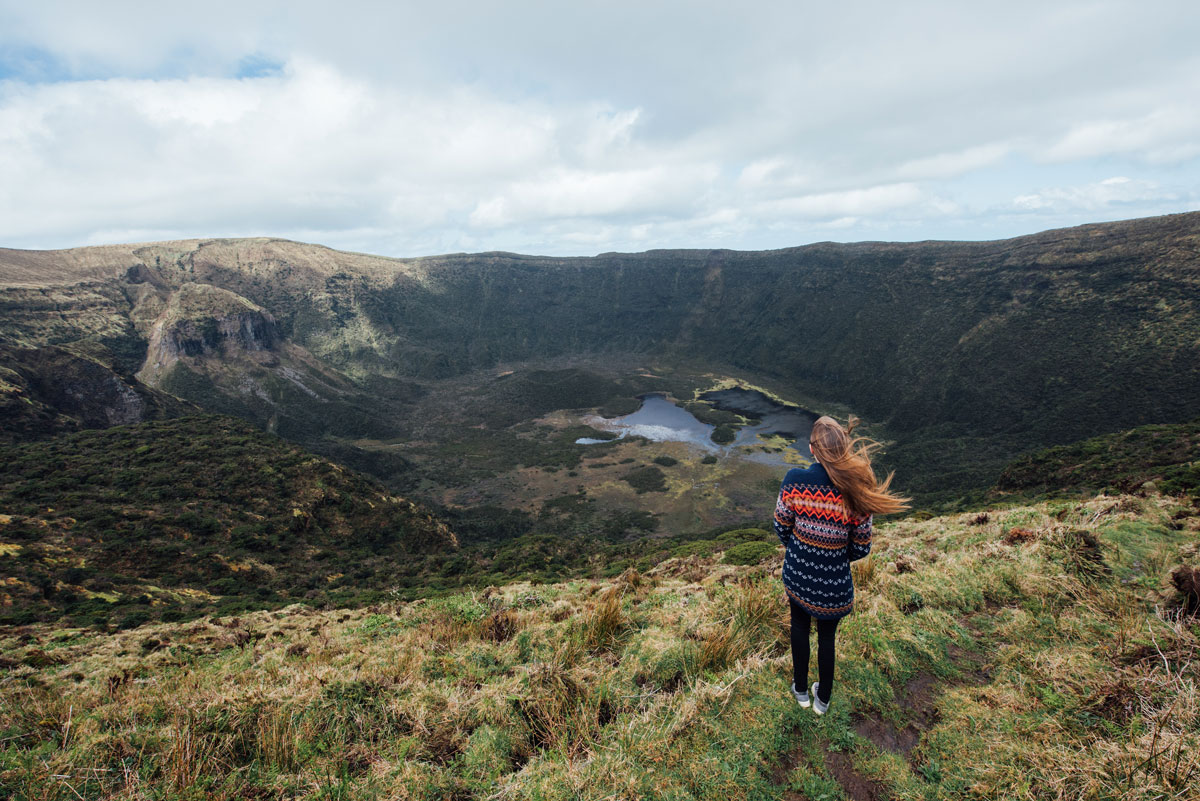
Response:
[1,1,1198,257]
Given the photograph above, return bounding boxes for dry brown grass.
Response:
[579,586,631,653]
[2,493,1197,800]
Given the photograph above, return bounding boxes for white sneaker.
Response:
[811,682,829,716]
[791,682,811,708]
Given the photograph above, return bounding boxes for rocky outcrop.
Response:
[130,282,397,442]
[138,283,282,382]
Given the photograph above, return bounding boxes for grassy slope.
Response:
[3,492,1196,800]
[995,418,1200,499]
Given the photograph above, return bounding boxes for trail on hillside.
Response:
[775,641,992,801]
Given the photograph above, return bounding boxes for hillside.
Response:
[0,415,456,628]
[1,212,1198,503]
[2,491,1196,800]
[995,419,1200,499]
[0,341,197,443]
[0,404,840,627]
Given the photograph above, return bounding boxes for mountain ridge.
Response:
[4,208,1199,287]
[1,210,1198,505]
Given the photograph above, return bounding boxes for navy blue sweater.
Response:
[773,462,873,620]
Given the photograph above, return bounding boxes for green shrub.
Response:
[622,466,667,494]
[117,610,152,630]
[1160,462,1200,496]
[722,542,777,565]
[711,425,736,445]
[653,456,679,467]
[716,528,771,544]
[672,540,717,558]
[427,593,490,624]
[355,613,404,638]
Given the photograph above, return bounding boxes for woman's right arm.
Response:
[773,479,796,547]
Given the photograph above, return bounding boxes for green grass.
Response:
[2,491,1196,800]
[996,418,1200,499]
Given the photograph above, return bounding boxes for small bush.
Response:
[1054,528,1110,581]
[672,540,717,558]
[428,593,490,624]
[480,609,518,642]
[622,466,667,494]
[1161,463,1200,497]
[117,610,152,630]
[722,542,777,565]
[716,528,772,544]
[711,425,737,445]
[653,456,679,467]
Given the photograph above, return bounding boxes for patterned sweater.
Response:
[773,462,873,620]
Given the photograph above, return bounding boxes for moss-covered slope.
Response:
[996,418,1200,499]
[0,414,456,627]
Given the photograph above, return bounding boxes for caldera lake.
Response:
[577,388,820,467]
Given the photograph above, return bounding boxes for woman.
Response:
[774,414,909,714]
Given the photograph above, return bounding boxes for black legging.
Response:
[790,599,839,704]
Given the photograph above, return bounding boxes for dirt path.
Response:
[775,645,992,800]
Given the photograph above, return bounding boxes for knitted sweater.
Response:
[773,462,873,620]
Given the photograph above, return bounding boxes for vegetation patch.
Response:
[722,541,777,565]
[622,466,668,494]
[995,418,1200,498]
[712,424,737,445]
[0,414,454,627]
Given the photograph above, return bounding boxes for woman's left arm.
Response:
[848,514,873,562]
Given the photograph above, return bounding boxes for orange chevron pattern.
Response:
[779,486,853,524]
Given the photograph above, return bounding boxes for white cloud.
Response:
[1043,106,1200,164]
[895,144,1011,180]
[1011,176,1174,213]
[469,164,718,228]
[757,184,926,221]
[0,61,657,243]
[0,2,1199,255]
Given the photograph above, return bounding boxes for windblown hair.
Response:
[808,415,910,517]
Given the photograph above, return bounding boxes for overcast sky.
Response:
[1,1,1198,257]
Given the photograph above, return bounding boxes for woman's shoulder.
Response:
[782,462,832,487]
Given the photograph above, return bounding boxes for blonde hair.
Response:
[809,415,910,517]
